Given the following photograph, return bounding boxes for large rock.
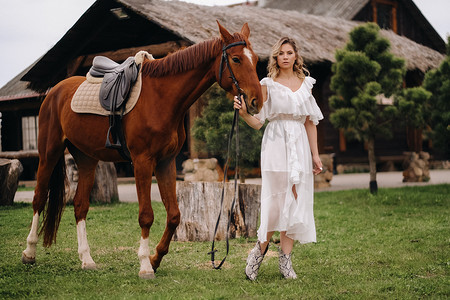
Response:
[182,158,220,182]
[402,151,430,182]
[0,159,23,206]
[65,154,119,204]
[174,181,261,241]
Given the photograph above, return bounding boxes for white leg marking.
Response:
[76,220,96,270]
[244,47,254,66]
[22,213,39,264]
[138,237,155,279]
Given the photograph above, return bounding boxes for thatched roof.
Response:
[261,0,368,19]
[8,0,445,93]
[260,0,446,53]
[0,61,44,101]
[119,0,444,71]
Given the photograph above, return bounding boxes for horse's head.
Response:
[215,22,263,115]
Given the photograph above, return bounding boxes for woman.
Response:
[234,37,323,280]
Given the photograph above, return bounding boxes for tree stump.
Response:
[0,159,23,206]
[65,154,119,204]
[174,181,261,241]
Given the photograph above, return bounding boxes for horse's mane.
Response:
[142,38,224,78]
[142,33,248,78]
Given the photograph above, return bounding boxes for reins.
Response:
[209,40,246,270]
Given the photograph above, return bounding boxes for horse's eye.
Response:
[232,57,240,64]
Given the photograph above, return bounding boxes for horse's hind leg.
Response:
[70,147,98,270]
[22,166,49,263]
[22,122,65,264]
[150,159,180,271]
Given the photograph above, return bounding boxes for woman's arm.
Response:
[233,85,267,130]
[304,117,323,175]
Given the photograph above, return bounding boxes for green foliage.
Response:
[1,185,449,298]
[423,36,450,157]
[192,84,264,175]
[395,87,432,129]
[329,23,405,142]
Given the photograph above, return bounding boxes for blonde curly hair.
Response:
[267,37,309,79]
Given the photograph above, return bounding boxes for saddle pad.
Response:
[71,51,153,116]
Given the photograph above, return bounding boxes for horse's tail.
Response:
[40,155,67,247]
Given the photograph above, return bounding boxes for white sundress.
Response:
[254,76,323,244]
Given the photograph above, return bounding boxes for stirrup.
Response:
[105,126,122,149]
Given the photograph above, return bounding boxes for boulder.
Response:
[182,158,220,182]
[402,151,430,182]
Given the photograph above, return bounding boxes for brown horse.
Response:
[21,22,262,279]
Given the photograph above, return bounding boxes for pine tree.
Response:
[395,87,432,152]
[423,37,450,158]
[329,23,405,193]
[192,84,264,181]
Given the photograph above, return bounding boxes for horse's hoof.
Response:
[139,270,156,279]
[21,252,35,264]
[82,262,97,270]
[149,255,160,271]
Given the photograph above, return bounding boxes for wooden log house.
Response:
[0,0,445,179]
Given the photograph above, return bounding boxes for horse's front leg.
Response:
[71,150,98,270]
[134,156,157,279]
[150,158,180,271]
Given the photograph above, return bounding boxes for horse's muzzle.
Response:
[242,93,259,115]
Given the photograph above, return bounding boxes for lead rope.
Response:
[209,40,246,270]
[209,95,241,270]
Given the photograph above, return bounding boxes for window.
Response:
[372,0,398,33]
[22,116,38,150]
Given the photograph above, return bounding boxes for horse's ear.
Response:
[241,23,250,39]
[217,20,233,44]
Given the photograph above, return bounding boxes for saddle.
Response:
[89,56,140,161]
[90,56,139,111]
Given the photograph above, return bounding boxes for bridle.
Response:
[218,40,251,115]
[209,40,249,270]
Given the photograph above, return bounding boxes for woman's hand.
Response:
[312,155,323,175]
[233,95,263,130]
[233,96,247,116]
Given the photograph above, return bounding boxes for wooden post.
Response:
[0,159,23,206]
[65,154,119,204]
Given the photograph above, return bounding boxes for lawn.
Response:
[0,185,449,299]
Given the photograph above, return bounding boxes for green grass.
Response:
[1,185,449,299]
[16,186,35,192]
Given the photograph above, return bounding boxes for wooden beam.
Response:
[79,40,191,68]
[0,150,39,159]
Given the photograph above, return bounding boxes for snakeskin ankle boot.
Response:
[245,242,268,281]
[279,250,297,279]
